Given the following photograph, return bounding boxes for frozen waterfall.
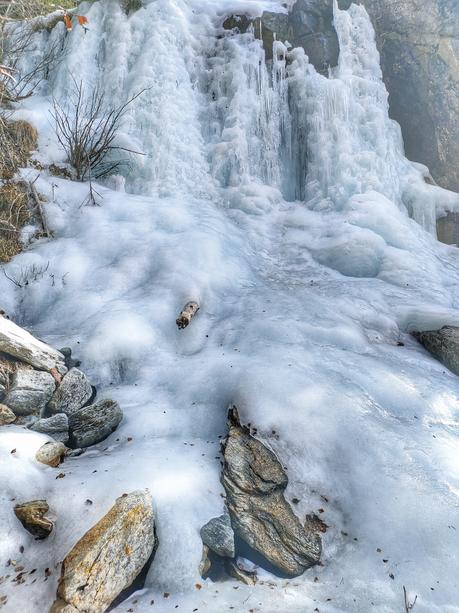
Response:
[1,1,459,612]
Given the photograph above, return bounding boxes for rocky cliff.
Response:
[253,0,459,192]
[350,0,459,192]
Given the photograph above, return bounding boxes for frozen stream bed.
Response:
[1,0,459,611]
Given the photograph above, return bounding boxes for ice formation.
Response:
[1,0,459,611]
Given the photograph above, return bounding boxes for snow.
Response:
[1,1,459,612]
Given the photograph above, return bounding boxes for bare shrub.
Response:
[51,80,146,181]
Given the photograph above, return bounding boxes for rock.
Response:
[35,441,66,467]
[48,368,93,416]
[0,317,66,374]
[30,413,69,444]
[68,399,122,448]
[223,2,338,69]
[58,347,81,370]
[199,545,212,578]
[221,407,321,577]
[200,513,235,558]
[0,403,15,424]
[14,500,53,539]
[51,491,156,613]
[225,559,257,585]
[5,368,55,416]
[413,326,459,376]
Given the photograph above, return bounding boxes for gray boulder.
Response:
[30,413,69,444]
[5,368,55,416]
[221,407,321,577]
[200,513,235,558]
[48,368,93,416]
[413,326,459,376]
[68,399,122,448]
[50,491,156,613]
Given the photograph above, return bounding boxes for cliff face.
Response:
[351,0,459,192]
[273,0,459,192]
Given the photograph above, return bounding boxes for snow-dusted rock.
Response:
[221,407,321,577]
[0,317,66,374]
[68,399,122,448]
[35,441,66,467]
[5,368,55,416]
[51,491,156,613]
[200,513,235,558]
[413,326,459,376]
[30,413,69,444]
[14,500,53,539]
[48,368,93,416]
[0,403,15,425]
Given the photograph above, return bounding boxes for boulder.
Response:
[51,491,156,613]
[413,326,459,376]
[0,317,66,374]
[48,368,93,416]
[14,500,53,539]
[221,407,321,577]
[30,413,69,444]
[35,441,66,467]
[0,403,15,424]
[200,513,235,558]
[68,399,122,448]
[5,368,55,415]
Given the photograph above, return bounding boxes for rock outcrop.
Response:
[51,491,156,613]
[224,0,459,191]
[223,1,338,71]
[221,407,321,577]
[413,326,459,376]
[67,399,123,448]
[347,0,459,192]
[14,500,53,539]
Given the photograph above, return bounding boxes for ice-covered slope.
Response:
[1,0,459,611]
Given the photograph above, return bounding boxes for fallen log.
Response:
[176,301,199,329]
[0,317,66,374]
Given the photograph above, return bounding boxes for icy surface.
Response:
[1,1,459,612]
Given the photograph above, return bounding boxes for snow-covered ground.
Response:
[1,0,459,611]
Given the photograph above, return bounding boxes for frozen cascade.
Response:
[2,1,459,612]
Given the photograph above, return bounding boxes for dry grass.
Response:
[0,117,38,179]
[0,180,30,262]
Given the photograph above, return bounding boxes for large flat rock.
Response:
[51,491,156,613]
[0,317,66,374]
